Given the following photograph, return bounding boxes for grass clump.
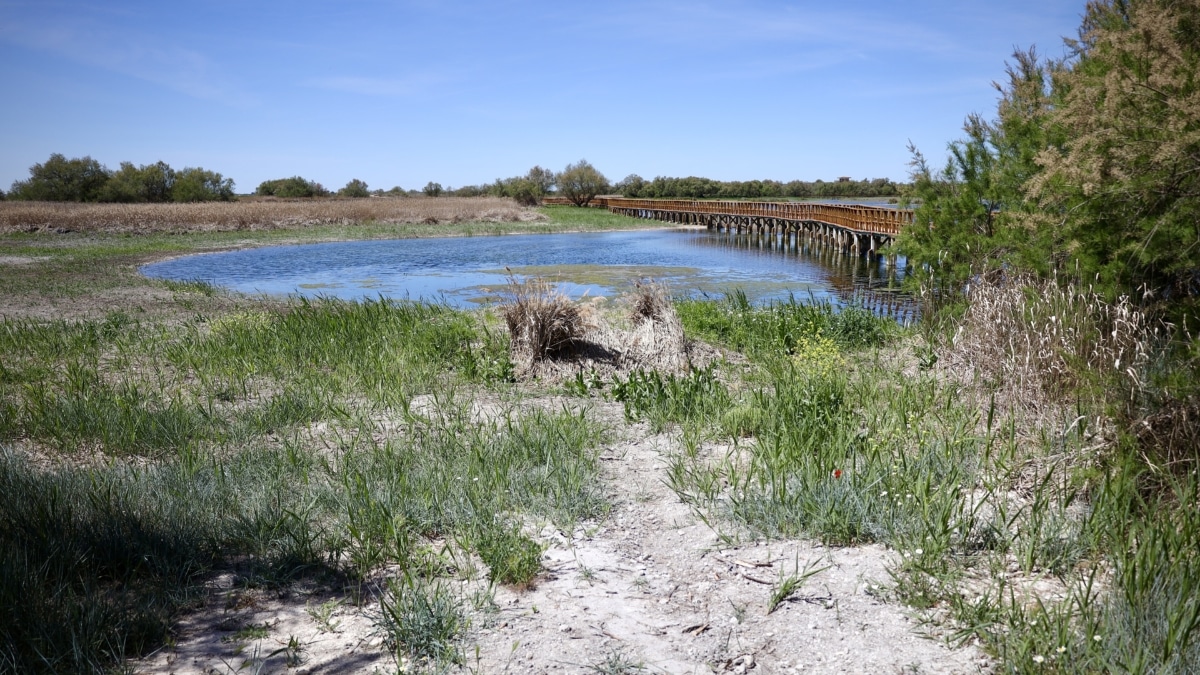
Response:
[378,573,467,667]
[612,364,730,432]
[475,523,544,587]
[499,275,586,375]
[676,290,893,357]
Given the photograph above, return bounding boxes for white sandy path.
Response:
[136,404,990,675]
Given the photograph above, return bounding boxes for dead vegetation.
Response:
[498,277,703,380]
[620,280,690,373]
[0,197,545,234]
[499,274,589,377]
[944,272,1162,410]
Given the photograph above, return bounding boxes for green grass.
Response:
[664,292,1200,674]
[0,290,611,673]
[4,217,1200,674]
[676,290,894,356]
[378,574,468,667]
[538,204,651,230]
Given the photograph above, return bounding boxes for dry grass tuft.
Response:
[0,197,544,234]
[944,272,1162,409]
[497,278,703,381]
[1136,396,1200,475]
[499,275,587,376]
[627,279,674,325]
[621,280,690,373]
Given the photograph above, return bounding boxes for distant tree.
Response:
[173,167,235,202]
[556,159,608,207]
[256,176,328,198]
[9,153,111,202]
[338,178,370,198]
[423,181,443,197]
[614,174,646,197]
[526,166,555,195]
[506,179,541,206]
[385,186,405,196]
[451,184,488,197]
[100,161,176,203]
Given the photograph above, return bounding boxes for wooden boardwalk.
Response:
[545,197,911,261]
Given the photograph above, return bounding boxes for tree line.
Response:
[612,175,901,200]
[5,154,900,208]
[5,154,234,203]
[900,0,1200,319]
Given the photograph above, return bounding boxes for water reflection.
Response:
[685,228,915,323]
[141,228,916,321]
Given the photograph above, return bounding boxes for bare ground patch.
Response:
[134,400,988,675]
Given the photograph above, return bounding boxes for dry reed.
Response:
[0,197,545,234]
[947,273,1159,400]
[499,275,587,376]
[498,278,698,381]
[621,280,689,373]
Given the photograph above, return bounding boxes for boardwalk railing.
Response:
[543,196,912,260]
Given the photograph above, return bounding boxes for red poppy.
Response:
[833,469,843,479]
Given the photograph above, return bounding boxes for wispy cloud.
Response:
[305,71,457,98]
[0,12,253,105]
[595,1,963,57]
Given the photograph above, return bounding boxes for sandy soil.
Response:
[135,400,989,675]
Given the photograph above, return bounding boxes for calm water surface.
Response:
[141,229,911,315]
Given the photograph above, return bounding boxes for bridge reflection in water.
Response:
[686,226,918,325]
[544,196,917,323]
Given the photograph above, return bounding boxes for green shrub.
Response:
[99,161,175,203]
[337,178,370,198]
[676,291,893,357]
[612,364,730,432]
[476,525,543,586]
[8,154,110,202]
[256,176,328,198]
[556,159,608,207]
[172,167,234,202]
[378,574,466,665]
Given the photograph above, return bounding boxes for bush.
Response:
[337,178,370,198]
[172,168,234,202]
[556,159,608,206]
[507,178,542,206]
[489,166,556,205]
[255,176,328,198]
[99,161,175,203]
[422,181,443,197]
[9,154,110,202]
[378,574,466,665]
[554,158,609,206]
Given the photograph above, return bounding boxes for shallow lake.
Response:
[141,228,912,317]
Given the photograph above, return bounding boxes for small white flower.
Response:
[1032,655,1045,664]
[915,549,924,556]
[1094,634,1103,642]
[1057,646,1067,654]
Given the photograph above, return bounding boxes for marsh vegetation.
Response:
[2,201,1197,672]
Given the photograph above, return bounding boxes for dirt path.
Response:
[137,402,989,675]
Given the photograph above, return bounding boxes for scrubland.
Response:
[0,197,545,235]
[0,206,1197,674]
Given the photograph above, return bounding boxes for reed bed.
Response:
[0,197,545,234]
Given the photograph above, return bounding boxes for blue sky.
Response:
[1,0,1085,193]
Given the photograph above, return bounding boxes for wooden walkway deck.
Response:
[544,197,911,261]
